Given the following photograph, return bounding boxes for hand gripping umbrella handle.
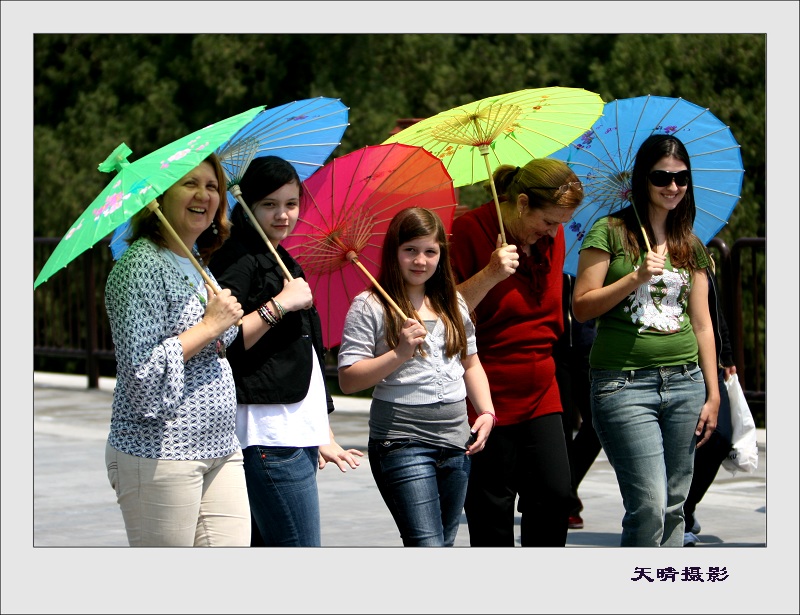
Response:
[348,254,425,359]
[147,201,243,326]
[229,186,294,281]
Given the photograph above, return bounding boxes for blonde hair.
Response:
[489,158,583,213]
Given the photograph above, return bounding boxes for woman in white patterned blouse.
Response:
[104,153,250,546]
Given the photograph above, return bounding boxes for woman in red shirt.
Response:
[449,158,583,546]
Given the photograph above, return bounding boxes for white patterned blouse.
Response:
[104,238,240,460]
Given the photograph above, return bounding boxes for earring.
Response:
[518,208,523,219]
[211,220,218,235]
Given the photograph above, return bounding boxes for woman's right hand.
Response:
[201,285,243,336]
[487,234,519,282]
[635,250,667,283]
[274,277,314,312]
[396,318,427,360]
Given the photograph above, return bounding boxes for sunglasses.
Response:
[648,170,690,187]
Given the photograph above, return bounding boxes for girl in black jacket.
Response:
[210,156,363,546]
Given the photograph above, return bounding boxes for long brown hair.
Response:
[127,153,230,263]
[376,207,468,359]
[613,134,702,270]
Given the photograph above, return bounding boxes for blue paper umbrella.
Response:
[110,97,349,260]
[549,95,745,277]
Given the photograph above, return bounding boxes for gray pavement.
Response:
[31,371,767,549]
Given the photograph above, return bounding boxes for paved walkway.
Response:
[11,372,793,613]
[31,372,767,550]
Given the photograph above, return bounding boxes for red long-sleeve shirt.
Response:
[449,201,565,426]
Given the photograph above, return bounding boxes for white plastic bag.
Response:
[720,373,759,475]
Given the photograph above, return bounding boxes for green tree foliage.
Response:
[35,33,765,238]
[33,33,766,389]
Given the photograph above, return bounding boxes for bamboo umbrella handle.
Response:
[346,252,408,321]
[347,253,426,358]
[630,204,653,253]
[326,234,409,321]
[479,145,507,246]
[148,201,243,326]
[229,186,294,281]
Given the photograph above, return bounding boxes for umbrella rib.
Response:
[246,117,349,140]
[676,124,729,148]
[687,146,743,159]
[692,167,745,175]
[255,124,350,144]
[695,207,732,225]
[258,140,345,152]
[694,184,743,198]
[234,100,346,136]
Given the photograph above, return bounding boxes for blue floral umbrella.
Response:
[216,96,349,212]
[549,95,745,277]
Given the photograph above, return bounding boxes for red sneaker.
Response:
[568,514,584,529]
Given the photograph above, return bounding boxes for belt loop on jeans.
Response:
[627,370,635,382]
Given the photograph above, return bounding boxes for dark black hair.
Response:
[630,134,695,230]
[613,134,700,268]
[238,155,303,206]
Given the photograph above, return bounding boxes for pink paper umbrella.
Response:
[283,142,457,349]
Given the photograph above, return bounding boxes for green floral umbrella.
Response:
[383,87,604,245]
[33,105,266,289]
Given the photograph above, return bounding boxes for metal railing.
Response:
[33,235,766,421]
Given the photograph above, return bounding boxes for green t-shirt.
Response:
[580,216,710,370]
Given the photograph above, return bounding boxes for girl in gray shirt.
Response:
[338,207,496,546]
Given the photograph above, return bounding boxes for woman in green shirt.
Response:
[572,134,720,547]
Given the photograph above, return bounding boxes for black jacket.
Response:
[209,206,334,412]
[707,270,734,369]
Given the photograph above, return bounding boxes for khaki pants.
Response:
[105,442,250,547]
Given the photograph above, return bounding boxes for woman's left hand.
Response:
[202,285,244,335]
[318,440,364,472]
[695,400,719,448]
[465,413,496,456]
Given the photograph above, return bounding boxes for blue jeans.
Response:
[590,364,705,547]
[368,438,471,547]
[242,445,320,547]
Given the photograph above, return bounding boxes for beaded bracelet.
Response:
[257,302,279,327]
[256,304,275,326]
[271,298,287,320]
[481,412,498,427]
[263,302,280,325]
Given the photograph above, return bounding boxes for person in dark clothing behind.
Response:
[683,265,736,546]
[555,273,602,529]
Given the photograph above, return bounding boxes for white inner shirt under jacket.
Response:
[235,347,330,448]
